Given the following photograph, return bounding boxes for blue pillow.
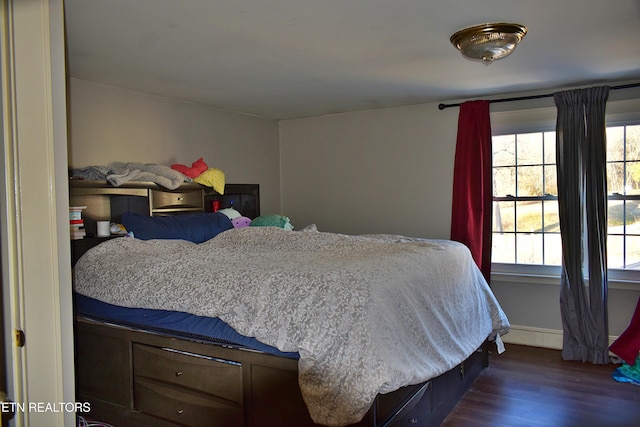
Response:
[121,211,233,243]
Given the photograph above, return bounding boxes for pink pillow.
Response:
[171,158,208,178]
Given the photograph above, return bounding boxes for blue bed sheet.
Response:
[74,293,298,359]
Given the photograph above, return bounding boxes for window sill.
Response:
[491,271,560,286]
[491,270,639,291]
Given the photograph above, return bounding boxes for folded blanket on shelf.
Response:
[71,165,115,181]
[72,162,186,190]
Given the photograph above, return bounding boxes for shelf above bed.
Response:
[69,180,260,235]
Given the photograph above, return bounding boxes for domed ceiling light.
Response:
[450,23,527,65]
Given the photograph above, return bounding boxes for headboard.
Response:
[69,180,259,264]
[69,180,259,233]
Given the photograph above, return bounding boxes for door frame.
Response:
[0,1,75,426]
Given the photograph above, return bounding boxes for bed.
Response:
[70,181,510,427]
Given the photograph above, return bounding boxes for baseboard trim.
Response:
[501,325,618,351]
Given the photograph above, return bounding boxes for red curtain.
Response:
[450,100,493,282]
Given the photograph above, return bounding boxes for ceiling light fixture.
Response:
[450,22,527,65]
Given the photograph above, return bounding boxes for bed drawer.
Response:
[133,344,243,403]
[150,189,203,212]
[134,377,243,427]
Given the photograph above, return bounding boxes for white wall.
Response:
[68,78,282,214]
[279,91,640,347]
[279,103,459,236]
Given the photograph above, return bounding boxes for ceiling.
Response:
[64,0,640,120]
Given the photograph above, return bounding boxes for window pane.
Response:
[492,233,515,263]
[493,135,516,167]
[626,125,640,161]
[607,126,625,162]
[517,166,543,196]
[516,133,543,165]
[607,162,625,195]
[608,234,624,269]
[543,200,560,232]
[610,200,640,229]
[516,201,542,233]
[544,131,556,164]
[625,235,640,270]
[608,200,626,231]
[626,201,640,228]
[516,233,543,264]
[544,165,557,195]
[493,166,515,197]
[626,160,640,195]
[493,201,515,232]
[543,233,562,265]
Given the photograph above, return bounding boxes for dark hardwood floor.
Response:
[442,344,640,427]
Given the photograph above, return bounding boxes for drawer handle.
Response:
[177,409,184,415]
[175,371,183,377]
[177,197,184,201]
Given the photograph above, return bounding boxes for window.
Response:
[492,131,560,266]
[607,124,640,270]
[491,123,640,272]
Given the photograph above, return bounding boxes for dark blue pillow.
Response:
[121,211,233,243]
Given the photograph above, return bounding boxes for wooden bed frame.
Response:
[70,180,488,427]
[75,318,487,427]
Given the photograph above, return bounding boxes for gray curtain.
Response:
[554,86,610,364]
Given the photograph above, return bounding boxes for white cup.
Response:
[96,221,110,237]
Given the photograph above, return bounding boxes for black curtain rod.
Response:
[437,82,640,110]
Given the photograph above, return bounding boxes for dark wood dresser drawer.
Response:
[132,344,243,425]
[150,189,203,212]
[134,377,243,427]
[377,381,432,425]
[133,344,243,402]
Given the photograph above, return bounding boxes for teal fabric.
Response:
[612,355,640,386]
[250,214,292,229]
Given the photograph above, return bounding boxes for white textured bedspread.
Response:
[74,227,510,426]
